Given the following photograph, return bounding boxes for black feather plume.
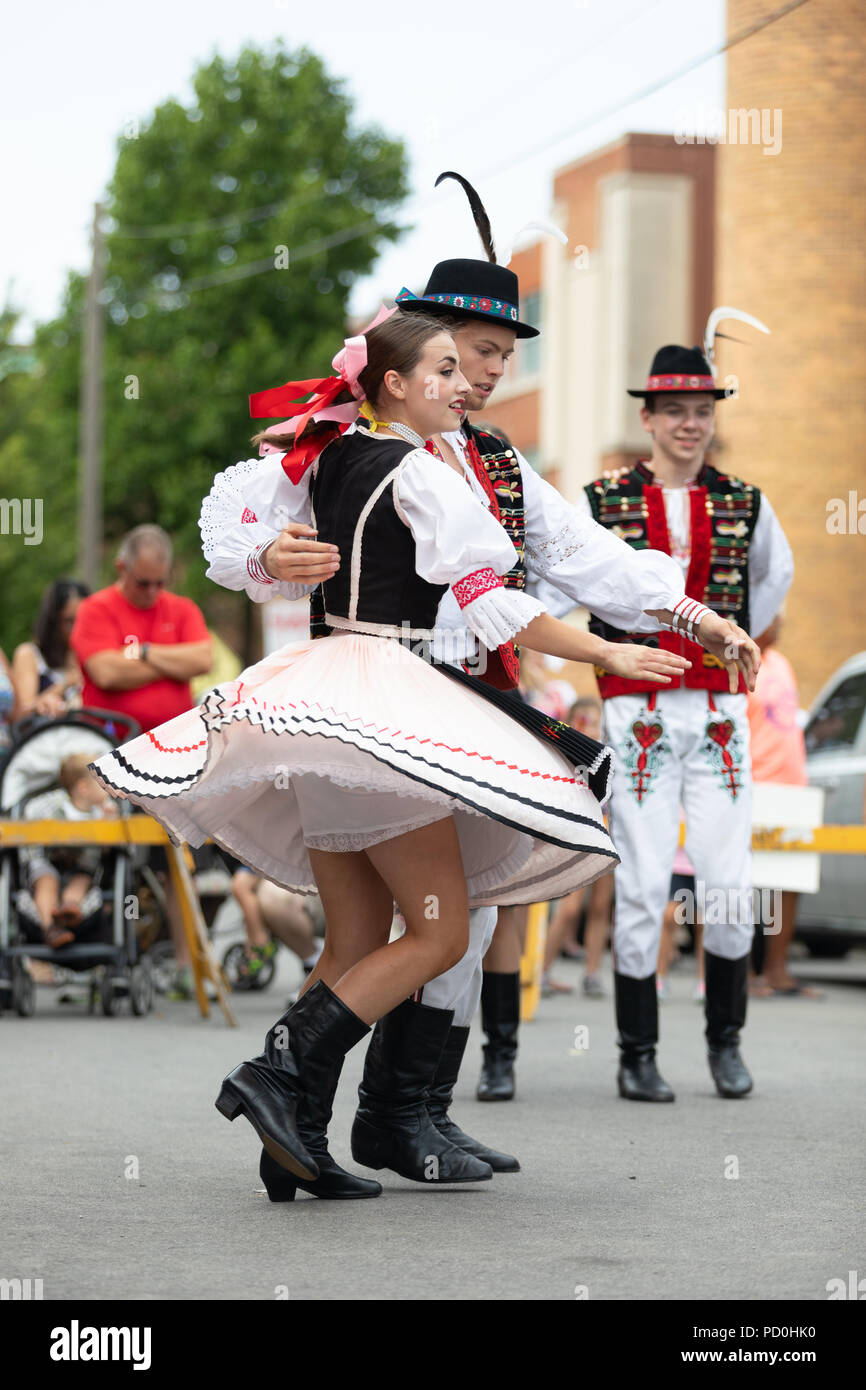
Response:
[435,171,496,263]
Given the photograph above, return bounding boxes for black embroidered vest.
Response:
[308,432,447,634]
[310,425,529,674]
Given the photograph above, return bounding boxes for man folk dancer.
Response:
[583,326,793,1102]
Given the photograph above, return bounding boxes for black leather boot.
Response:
[614,972,675,1102]
[351,1000,493,1183]
[216,980,369,1182]
[428,1025,520,1172]
[476,971,520,1101]
[705,950,753,1098]
[259,1051,382,1201]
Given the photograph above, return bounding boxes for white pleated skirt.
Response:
[90,632,618,907]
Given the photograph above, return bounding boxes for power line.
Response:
[433,0,667,147]
[110,0,813,305]
[108,0,665,244]
[479,0,812,182]
[161,219,383,294]
[112,181,344,239]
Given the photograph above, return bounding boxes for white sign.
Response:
[261,596,311,656]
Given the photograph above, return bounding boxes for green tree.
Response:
[0,42,407,659]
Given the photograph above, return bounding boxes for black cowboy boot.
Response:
[704,950,753,1098]
[476,971,520,1101]
[351,1000,493,1183]
[428,1025,520,1172]
[216,980,369,1182]
[259,1049,382,1201]
[614,972,675,1102]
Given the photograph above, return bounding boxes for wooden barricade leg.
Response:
[520,901,549,1023]
[165,842,237,1027]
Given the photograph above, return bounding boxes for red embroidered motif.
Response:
[241,507,258,523]
[199,692,581,784]
[452,568,503,609]
[463,435,502,519]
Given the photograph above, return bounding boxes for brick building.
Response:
[481,133,715,499]
[715,0,866,702]
[480,134,718,697]
[479,3,866,703]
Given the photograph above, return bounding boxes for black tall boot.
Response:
[259,1049,382,1202]
[476,971,520,1102]
[351,1000,493,1183]
[704,950,753,1098]
[614,972,675,1102]
[216,980,369,1182]
[427,1025,520,1172]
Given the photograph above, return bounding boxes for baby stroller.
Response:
[0,709,156,1017]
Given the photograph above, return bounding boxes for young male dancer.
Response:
[583,327,793,1102]
[345,180,756,1181]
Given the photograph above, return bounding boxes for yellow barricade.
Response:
[4,813,863,1029]
[520,901,548,1022]
[0,815,236,1025]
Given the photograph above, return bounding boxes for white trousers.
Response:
[418,905,499,1025]
[603,689,754,979]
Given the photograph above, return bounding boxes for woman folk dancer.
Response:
[335,175,759,1183]
[91,307,758,1203]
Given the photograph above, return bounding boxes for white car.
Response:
[797,652,866,956]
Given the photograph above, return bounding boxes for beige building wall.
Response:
[596,171,694,461]
[717,0,866,703]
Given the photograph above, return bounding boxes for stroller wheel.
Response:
[129,959,154,1016]
[222,941,277,992]
[100,970,119,1017]
[12,961,36,1017]
[149,941,177,996]
[222,942,254,991]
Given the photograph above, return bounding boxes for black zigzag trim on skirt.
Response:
[91,711,616,859]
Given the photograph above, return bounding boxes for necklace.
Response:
[381,420,426,449]
[358,401,426,449]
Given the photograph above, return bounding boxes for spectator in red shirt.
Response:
[71,525,212,733]
[70,524,213,998]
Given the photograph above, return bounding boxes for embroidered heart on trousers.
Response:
[707,719,734,748]
[632,721,663,750]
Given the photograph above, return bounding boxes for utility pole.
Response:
[77,201,106,588]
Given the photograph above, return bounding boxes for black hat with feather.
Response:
[627,307,771,400]
[395,172,540,339]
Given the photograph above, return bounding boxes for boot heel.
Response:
[263,1173,298,1202]
[215,1086,243,1121]
[350,1117,386,1170]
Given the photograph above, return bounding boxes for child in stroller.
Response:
[19,752,118,948]
[1,708,154,1018]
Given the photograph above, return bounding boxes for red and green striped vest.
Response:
[584,460,761,698]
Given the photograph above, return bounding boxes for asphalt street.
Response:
[1,948,863,1302]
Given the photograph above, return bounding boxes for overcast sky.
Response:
[2,0,726,338]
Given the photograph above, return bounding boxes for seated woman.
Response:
[13,580,88,719]
[89,311,758,1203]
[0,647,17,756]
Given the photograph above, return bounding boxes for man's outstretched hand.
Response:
[262,523,340,585]
[696,612,761,693]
